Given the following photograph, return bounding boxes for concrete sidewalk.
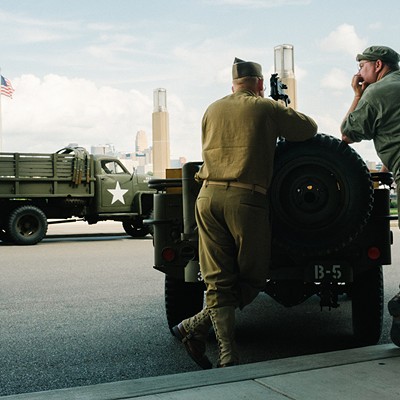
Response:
[3,344,400,400]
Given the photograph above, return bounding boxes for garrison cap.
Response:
[356,46,400,64]
[232,57,263,79]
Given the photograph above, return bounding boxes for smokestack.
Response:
[152,88,170,178]
[274,44,297,110]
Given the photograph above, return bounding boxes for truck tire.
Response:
[122,220,150,238]
[270,133,374,256]
[7,205,48,245]
[165,275,205,333]
[351,267,383,345]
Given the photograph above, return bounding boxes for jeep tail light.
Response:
[367,246,381,260]
[162,247,176,262]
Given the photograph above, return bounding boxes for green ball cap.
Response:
[232,57,263,79]
[356,46,400,64]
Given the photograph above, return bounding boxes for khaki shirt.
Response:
[196,90,318,189]
[341,70,400,175]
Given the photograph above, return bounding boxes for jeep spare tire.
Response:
[270,133,374,256]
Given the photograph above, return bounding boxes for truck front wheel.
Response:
[351,266,383,345]
[165,275,205,333]
[7,205,48,245]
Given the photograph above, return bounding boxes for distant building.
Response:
[101,130,154,174]
[170,156,187,168]
[88,98,186,175]
[91,144,115,155]
[136,130,148,152]
[152,88,170,178]
[274,44,297,110]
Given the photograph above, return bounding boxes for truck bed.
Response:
[0,152,95,198]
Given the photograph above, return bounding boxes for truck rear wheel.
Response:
[351,267,383,345]
[165,275,205,333]
[122,220,150,237]
[7,205,48,245]
[271,134,374,256]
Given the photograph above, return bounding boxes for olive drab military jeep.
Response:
[147,133,394,346]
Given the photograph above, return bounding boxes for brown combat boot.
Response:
[388,291,400,347]
[172,308,213,369]
[209,306,239,367]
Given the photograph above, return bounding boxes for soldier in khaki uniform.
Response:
[341,45,400,348]
[173,58,317,368]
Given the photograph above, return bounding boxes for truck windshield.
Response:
[101,160,128,174]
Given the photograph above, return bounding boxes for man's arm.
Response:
[341,73,369,142]
[341,93,361,140]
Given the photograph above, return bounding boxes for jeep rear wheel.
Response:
[351,267,383,345]
[165,275,205,333]
[270,134,374,256]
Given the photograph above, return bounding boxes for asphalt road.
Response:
[1,222,399,396]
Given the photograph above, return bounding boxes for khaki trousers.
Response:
[195,184,270,310]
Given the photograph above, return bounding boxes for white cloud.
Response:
[1,73,203,161]
[319,24,366,56]
[294,65,307,81]
[320,68,349,91]
[2,74,153,153]
[313,113,341,138]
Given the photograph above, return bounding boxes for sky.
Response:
[0,0,399,163]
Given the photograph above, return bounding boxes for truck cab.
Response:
[93,156,152,214]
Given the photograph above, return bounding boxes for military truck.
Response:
[0,146,154,245]
[147,133,394,346]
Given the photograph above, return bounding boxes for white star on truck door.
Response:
[107,182,129,204]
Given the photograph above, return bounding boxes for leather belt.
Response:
[203,180,267,195]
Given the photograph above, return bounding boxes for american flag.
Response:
[1,75,14,98]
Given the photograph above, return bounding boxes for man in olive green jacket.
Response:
[173,57,317,368]
[341,45,400,348]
